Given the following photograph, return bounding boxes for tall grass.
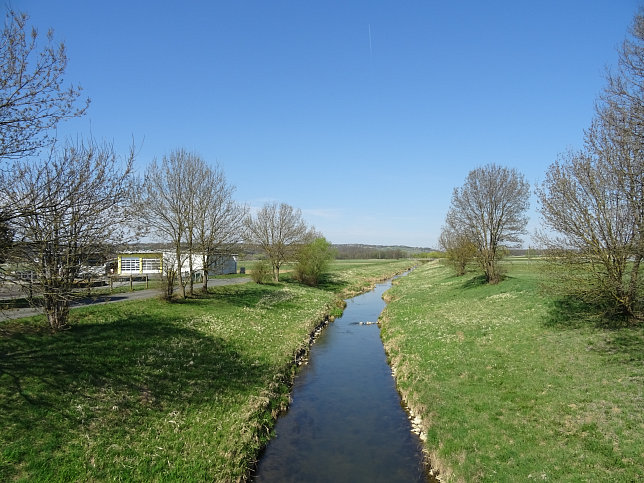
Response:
[381,259,644,481]
[0,259,413,481]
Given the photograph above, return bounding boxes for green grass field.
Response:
[381,259,644,481]
[0,259,413,481]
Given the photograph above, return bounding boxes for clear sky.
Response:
[13,0,642,248]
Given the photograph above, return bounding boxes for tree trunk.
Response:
[44,294,70,331]
[273,264,280,282]
[457,259,467,276]
[163,268,176,301]
[188,251,194,296]
[484,256,500,285]
[176,246,186,299]
[201,254,209,294]
[627,254,642,320]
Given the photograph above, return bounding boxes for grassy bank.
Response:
[381,259,644,481]
[0,259,413,481]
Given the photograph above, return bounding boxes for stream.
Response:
[252,276,430,482]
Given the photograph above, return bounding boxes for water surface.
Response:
[253,279,428,482]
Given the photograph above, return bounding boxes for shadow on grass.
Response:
[280,273,349,294]
[544,296,600,330]
[315,273,349,293]
[0,297,36,309]
[199,283,280,308]
[0,314,268,465]
[461,274,488,289]
[544,295,637,330]
[604,329,644,362]
[544,295,644,366]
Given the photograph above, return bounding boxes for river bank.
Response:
[0,259,414,481]
[253,274,428,482]
[381,259,644,481]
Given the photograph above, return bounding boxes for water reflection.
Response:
[253,280,429,482]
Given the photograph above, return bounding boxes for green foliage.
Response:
[445,236,477,276]
[381,259,644,481]
[293,237,336,286]
[250,258,272,284]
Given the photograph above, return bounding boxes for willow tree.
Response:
[3,140,134,330]
[444,164,530,284]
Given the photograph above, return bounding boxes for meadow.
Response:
[0,259,413,481]
[381,259,644,481]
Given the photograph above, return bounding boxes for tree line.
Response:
[334,245,411,260]
[439,12,643,322]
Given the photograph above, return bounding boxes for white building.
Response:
[116,251,237,276]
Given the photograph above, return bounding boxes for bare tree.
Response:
[193,163,246,293]
[2,139,134,330]
[160,251,179,301]
[139,149,191,299]
[445,164,530,284]
[0,9,89,161]
[537,147,642,319]
[140,150,244,297]
[537,13,643,320]
[182,153,205,296]
[438,226,477,276]
[244,202,312,282]
[596,11,644,311]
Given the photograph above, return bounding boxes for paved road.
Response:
[0,277,251,321]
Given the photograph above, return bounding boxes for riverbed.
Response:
[253,278,429,482]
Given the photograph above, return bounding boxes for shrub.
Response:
[294,237,335,286]
[250,258,272,284]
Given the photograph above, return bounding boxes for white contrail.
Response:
[368,23,372,57]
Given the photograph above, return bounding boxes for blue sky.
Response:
[14,1,642,247]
